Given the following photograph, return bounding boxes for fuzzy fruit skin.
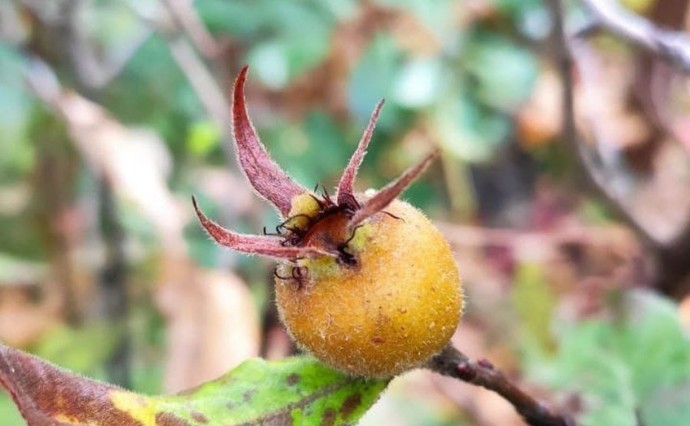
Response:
[275,198,463,377]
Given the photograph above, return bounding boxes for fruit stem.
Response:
[426,345,575,426]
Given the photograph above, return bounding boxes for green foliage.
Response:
[531,290,690,426]
[348,34,402,118]
[0,343,388,425]
[0,394,23,426]
[199,0,339,86]
[464,32,538,112]
[512,261,557,353]
[392,58,444,108]
[264,111,351,186]
[0,46,33,180]
[186,120,221,159]
[437,30,537,162]
[160,357,388,425]
[433,91,512,162]
[30,323,120,378]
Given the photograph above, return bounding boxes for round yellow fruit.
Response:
[275,198,463,377]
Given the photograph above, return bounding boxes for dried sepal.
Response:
[336,100,385,206]
[348,149,439,230]
[232,66,308,216]
[193,197,333,260]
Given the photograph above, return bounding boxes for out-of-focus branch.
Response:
[435,221,635,250]
[133,1,234,162]
[427,346,574,426]
[631,0,690,160]
[552,0,690,296]
[160,0,220,58]
[26,0,151,91]
[166,36,231,134]
[547,0,662,250]
[579,0,690,73]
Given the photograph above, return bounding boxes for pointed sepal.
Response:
[348,149,439,229]
[193,197,333,260]
[336,100,385,206]
[232,66,308,216]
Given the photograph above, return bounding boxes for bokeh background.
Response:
[2,0,690,424]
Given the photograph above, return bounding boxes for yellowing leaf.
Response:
[0,343,388,425]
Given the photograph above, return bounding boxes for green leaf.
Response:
[248,41,291,89]
[512,261,556,353]
[162,357,388,425]
[531,290,690,426]
[495,0,542,14]
[30,323,120,377]
[186,121,221,158]
[0,46,34,179]
[0,393,23,426]
[263,111,350,186]
[463,32,538,112]
[0,344,388,425]
[393,58,443,108]
[348,34,401,118]
[433,92,511,162]
[493,0,551,39]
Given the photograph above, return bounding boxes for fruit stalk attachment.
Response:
[427,345,574,426]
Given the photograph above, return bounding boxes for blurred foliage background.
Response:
[2,0,690,424]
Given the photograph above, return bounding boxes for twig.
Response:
[160,0,220,58]
[427,346,574,426]
[131,1,235,164]
[435,221,636,250]
[48,0,150,91]
[165,36,231,135]
[561,0,690,295]
[578,0,690,73]
[546,0,664,251]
